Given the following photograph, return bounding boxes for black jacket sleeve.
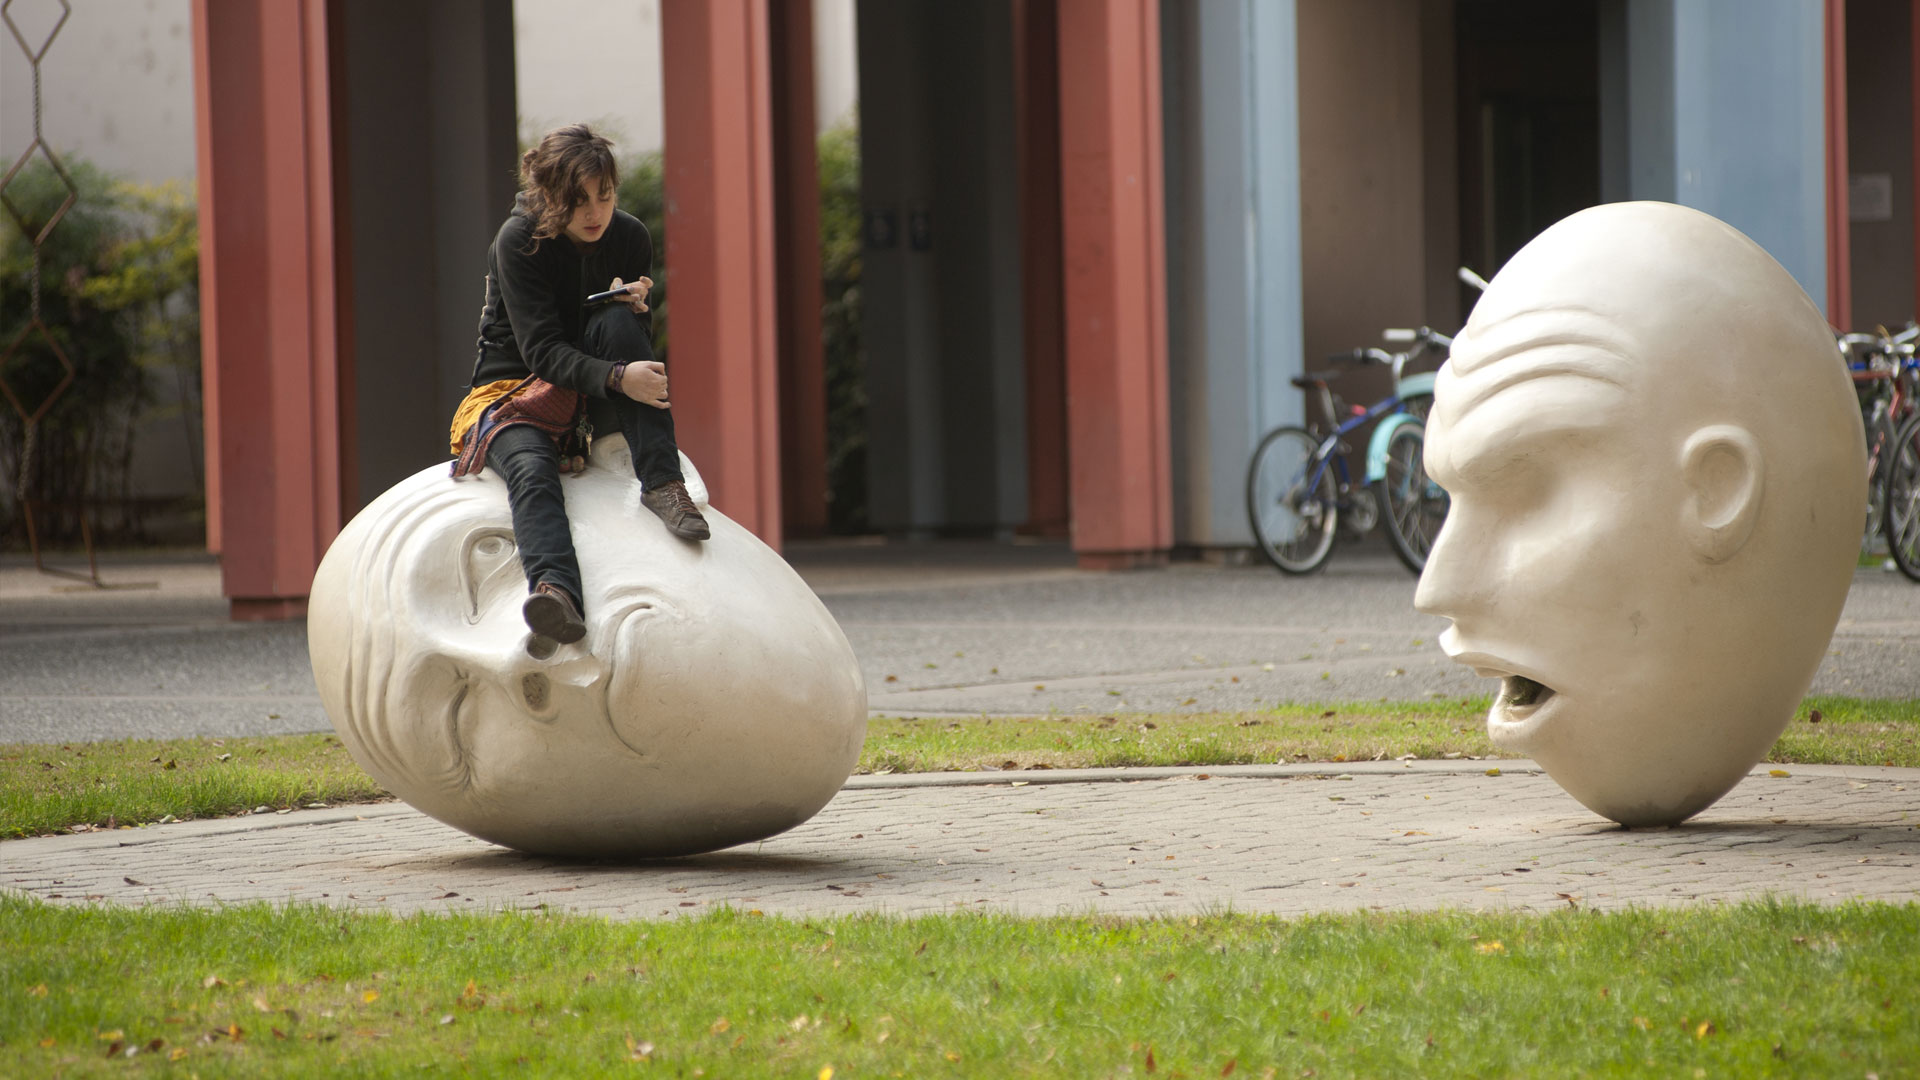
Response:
[492,217,619,398]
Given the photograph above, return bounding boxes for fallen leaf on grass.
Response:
[625,1033,655,1060]
[711,1017,731,1035]
[97,1029,125,1042]
[26,984,46,997]
[202,975,226,989]
[362,990,379,1004]
[1474,941,1505,954]
[168,1048,188,1061]
[1695,1020,1716,1038]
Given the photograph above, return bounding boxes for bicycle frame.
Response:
[1300,390,1417,504]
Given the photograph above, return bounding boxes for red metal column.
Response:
[661,0,784,545]
[1016,0,1070,538]
[1827,0,1852,330]
[191,0,345,619]
[1056,0,1172,567]
[770,0,828,538]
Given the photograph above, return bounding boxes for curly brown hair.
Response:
[518,123,618,250]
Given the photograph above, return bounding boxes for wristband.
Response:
[607,361,628,396]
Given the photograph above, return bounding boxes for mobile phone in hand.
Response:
[586,287,631,304]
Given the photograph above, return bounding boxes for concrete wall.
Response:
[513,0,859,149]
[339,0,520,508]
[1846,0,1916,329]
[0,0,196,185]
[1296,0,1438,429]
[857,0,1025,536]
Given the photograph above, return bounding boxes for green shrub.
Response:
[0,159,201,547]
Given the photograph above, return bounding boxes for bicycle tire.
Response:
[1246,425,1338,574]
[1374,419,1447,575]
[1883,410,1920,582]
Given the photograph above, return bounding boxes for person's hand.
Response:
[608,276,651,314]
[621,360,670,409]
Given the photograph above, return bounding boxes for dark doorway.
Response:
[1455,0,1601,301]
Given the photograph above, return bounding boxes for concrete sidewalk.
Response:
[5,761,1916,919]
[2,541,1917,922]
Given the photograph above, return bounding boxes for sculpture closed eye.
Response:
[308,437,869,858]
[1415,201,1864,828]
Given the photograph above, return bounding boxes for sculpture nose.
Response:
[1412,513,1475,618]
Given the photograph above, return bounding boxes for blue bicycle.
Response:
[1246,326,1452,575]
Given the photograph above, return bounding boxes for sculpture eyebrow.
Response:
[1443,308,1633,419]
[1445,414,1603,487]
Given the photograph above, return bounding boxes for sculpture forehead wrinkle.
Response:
[309,440,868,859]
[1415,201,1864,829]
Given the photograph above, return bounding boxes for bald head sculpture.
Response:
[308,438,868,858]
[1415,202,1864,827]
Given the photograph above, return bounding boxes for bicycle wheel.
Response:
[1246,425,1338,574]
[1374,419,1447,574]
[1883,411,1920,582]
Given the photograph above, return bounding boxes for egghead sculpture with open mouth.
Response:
[308,437,868,858]
[1414,202,1864,827]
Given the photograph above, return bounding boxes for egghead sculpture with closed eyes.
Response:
[308,437,867,858]
[1415,202,1864,827]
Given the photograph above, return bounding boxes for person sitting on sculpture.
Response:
[449,123,708,650]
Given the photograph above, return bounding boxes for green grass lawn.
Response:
[2,895,1914,1078]
[3,697,1914,840]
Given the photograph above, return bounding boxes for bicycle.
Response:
[1245,325,1452,576]
[1838,323,1920,563]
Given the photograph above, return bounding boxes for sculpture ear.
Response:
[1680,424,1764,564]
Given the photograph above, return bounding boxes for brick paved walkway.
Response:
[6,762,1916,920]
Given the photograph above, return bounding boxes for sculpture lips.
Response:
[1498,674,1556,715]
[1444,648,1560,736]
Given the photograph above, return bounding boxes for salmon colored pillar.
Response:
[1826,0,1851,330]
[192,0,346,619]
[1056,0,1172,567]
[661,0,784,545]
[770,0,828,538]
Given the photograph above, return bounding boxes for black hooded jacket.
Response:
[468,195,657,397]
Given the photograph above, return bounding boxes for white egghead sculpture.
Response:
[308,436,867,858]
[1415,202,1864,827]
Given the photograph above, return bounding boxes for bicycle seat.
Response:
[1291,370,1341,389]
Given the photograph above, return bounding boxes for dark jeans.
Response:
[483,304,684,612]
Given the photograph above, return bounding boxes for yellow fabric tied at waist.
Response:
[449,379,525,455]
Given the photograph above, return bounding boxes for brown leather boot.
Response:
[641,479,711,540]
[522,583,586,644]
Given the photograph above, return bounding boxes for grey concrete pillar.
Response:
[1163,0,1304,549]
[857,0,1024,536]
[1605,0,1827,309]
[339,0,518,508]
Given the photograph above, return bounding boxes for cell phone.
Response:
[586,287,630,304]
